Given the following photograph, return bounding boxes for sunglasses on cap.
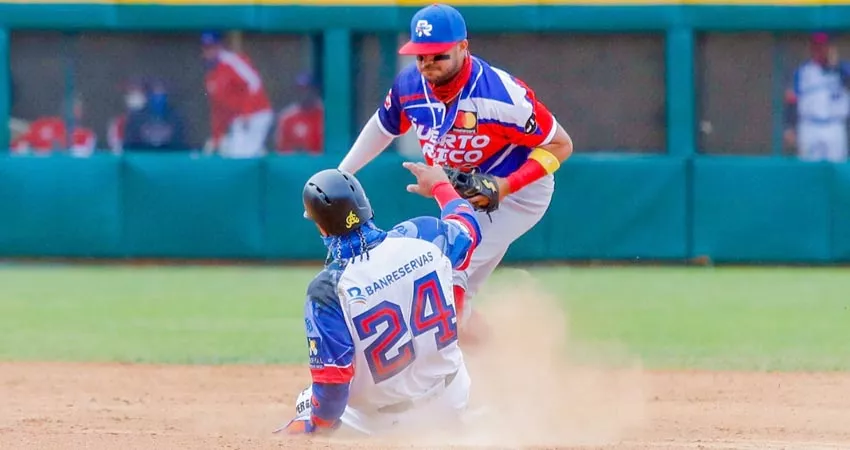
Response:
[416,54,452,62]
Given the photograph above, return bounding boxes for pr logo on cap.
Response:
[416,20,433,38]
[398,3,467,55]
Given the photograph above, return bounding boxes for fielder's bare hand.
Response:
[403,162,450,198]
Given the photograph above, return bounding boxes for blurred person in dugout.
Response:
[200,30,273,158]
[273,72,324,154]
[107,78,147,153]
[10,95,97,157]
[122,78,186,152]
[784,32,850,163]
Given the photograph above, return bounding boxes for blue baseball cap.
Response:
[399,3,467,55]
[201,31,223,46]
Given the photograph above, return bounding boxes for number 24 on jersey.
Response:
[352,271,458,384]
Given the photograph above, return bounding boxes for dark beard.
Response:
[431,62,462,86]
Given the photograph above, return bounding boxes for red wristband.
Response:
[311,414,338,429]
[432,181,461,208]
[506,158,548,194]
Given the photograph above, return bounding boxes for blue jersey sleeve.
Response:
[376,78,410,136]
[304,269,352,426]
[389,198,481,270]
[305,269,355,383]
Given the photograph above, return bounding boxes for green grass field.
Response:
[1,265,848,371]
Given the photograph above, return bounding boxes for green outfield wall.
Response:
[0,153,845,264]
[1,2,849,263]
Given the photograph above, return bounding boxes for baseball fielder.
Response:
[277,163,482,436]
[337,3,573,341]
[785,32,850,163]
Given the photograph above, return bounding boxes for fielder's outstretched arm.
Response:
[337,113,396,174]
[401,162,482,271]
[433,182,481,271]
[339,79,413,174]
[398,162,484,322]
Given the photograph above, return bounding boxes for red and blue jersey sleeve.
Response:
[304,270,355,384]
[502,76,557,149]
[376,80,412,137]
[436,185,481,271]
[303,269,353,427]
[388,192,481,271]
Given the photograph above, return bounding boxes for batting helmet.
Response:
[303,169,373,237]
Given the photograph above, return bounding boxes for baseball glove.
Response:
[443,166,501,214]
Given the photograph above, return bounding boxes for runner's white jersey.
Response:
[303,197,481,415]
[339,231,462,410]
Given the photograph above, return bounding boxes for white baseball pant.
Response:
[452,174,555,323]
[798,120,848,163]
[292,364,471,436]
[220,109,273,158]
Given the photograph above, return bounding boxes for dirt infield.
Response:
[4,277,849,449]
[2,362,850,449]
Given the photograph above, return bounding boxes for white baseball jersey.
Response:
[793,60,850,162]
[337,236,464,409]
[794,60,850,122]
[302,196,481,434]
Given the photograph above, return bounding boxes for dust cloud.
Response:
[450,268,648,448]
[318,268,649,449]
